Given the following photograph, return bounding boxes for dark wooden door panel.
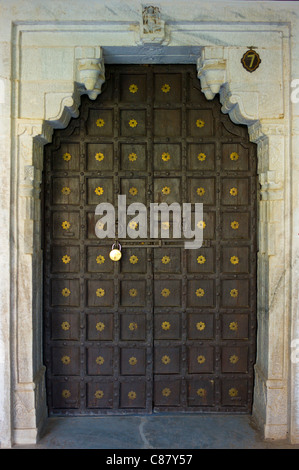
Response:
[44,64,257,415]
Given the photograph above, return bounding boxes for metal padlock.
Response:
[109,241,122,261]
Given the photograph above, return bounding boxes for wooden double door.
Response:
[44,65,257,415]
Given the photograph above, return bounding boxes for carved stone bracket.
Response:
[75,46,105,100]
[197,47,227,100]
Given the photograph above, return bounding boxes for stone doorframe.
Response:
[8,19,296,445]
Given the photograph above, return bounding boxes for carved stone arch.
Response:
[12,40,291,445]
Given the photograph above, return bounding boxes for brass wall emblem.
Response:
[241,48,261,73]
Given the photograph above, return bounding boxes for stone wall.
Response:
[0,0,299,447]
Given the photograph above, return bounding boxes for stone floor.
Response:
[12,414,299,449]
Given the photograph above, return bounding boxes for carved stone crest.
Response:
[140,5,166,43]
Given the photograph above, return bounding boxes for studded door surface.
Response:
[44,65,257,415]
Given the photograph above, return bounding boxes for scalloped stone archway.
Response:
[10,21,293,446]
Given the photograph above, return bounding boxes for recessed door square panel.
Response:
[187,313,214,340]
[87,143,114,171]
[52,177,80,205]
[221,280,249,308]
[121,280,146,307]
[120,248,147,274]
[154,280,181,307]
[222,246,249,273]
[52,380,80,409]
[51,246,80,273]
[221,178,249,205]
[86,177,113,205]
[87,280,114,307]
[221,313,249,340]
[52,142,80,171]
[120,314,146,341]
[153,178,181,204]
[154,314,181,340]
[87,381,114,409]
[154,73,182,102]
[51,312,80,341]
[87,109,114,136]
[154,143,181,171]
[187,378,215,407]
[221,378,249,407]
[187,247,215,273]
[222,143,249,171]
[154,347,180,374]
[120,143,147,171]
[51,279,80,307]
[188,109,214,137]
[52,211,80,239]
[221,346,249,373]
[120,109,146,136]
[222,212,250,240]
[52,346,80,376]
[120,380,146,408]
[187,143,215,171]
[188,178,216,205]
[120,348,146,375]
[154,248,181,273]
[154,378,181,407]
[120,73,147,102]
[154,109,181,137]
[187,280,215,307]
[188,345,214,374]
[121,178,146,205]
[87,346,114,375]
[87,313,114,341]
[86,246,114,273]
